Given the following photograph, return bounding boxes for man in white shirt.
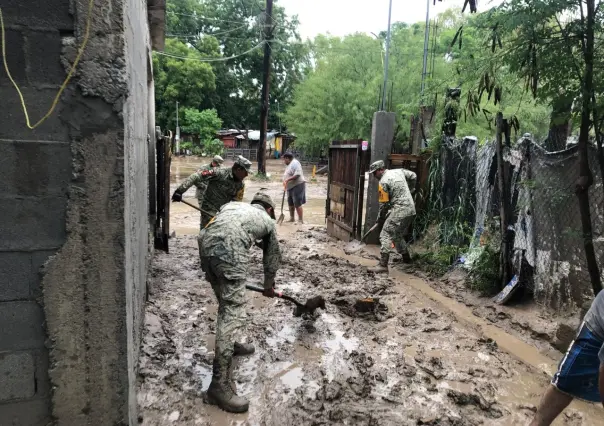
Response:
[282,151,306,224]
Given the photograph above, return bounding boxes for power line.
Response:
[154,42,265,62]
[166,10,250,25]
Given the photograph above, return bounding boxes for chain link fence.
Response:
[420,135,604,312]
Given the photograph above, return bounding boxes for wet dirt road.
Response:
[138,157,602,425]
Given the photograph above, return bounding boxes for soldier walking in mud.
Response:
[171,155,251,228]
[198,192,281,413]
[367,160,417,273]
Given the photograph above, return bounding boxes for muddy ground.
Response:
[137,157,602,425]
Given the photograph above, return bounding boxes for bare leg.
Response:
[296,206,303,223]
[529,385,573,426]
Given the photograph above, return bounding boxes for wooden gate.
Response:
[326,140,371,241]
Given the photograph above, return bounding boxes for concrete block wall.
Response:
[0,1,73,423]
[0,0,156,424]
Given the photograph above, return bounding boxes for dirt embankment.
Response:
[138,227,600,426]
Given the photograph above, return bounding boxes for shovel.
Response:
[276,190,286,225]
[179,198,215,217]
[344,224,378,255]
[245,284,326,317]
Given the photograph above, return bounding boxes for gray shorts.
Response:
[287,182,306,207]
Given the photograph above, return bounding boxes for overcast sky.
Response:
[277,0,504,40]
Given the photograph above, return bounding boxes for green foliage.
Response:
[181,108,222,141]
[413,245,462,276]
[202,138,224,156]
[162,0,311,131]
[283,34,382,155]
[467,246,500,296]
[283,9,555,154]
[153,38,218,131]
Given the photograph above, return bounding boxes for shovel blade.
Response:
[277,213,285,225]
[344,239,365,255]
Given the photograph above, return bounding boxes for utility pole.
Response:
[380,0,393,111]
[258,0,274,174]
[175,101,180,155]
[420,0,430,101]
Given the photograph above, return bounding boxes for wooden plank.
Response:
[329,184,346,203]
[327,216,353,234]
[330,200,345,216]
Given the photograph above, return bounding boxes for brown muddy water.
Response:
[170,157,329,234]
[138,157,602,425]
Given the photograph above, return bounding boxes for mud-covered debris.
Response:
[320,381,342,401]
[332,296,391,322]
[354,297,378,312]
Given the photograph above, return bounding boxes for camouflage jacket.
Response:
[377,168,417,220]
[177,167,245,214]
[199,202,281,283]
[194,163,220,203]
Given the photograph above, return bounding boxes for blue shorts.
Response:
[551,321,603,402]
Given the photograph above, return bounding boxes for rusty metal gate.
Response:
[326,140,371,241]
[154,130,172,252]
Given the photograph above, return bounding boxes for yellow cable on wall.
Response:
[0,0,94,130]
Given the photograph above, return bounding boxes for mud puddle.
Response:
[139,226,602,425]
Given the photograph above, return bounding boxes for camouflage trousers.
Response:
[199,256,246,365]
[379,213,415,257]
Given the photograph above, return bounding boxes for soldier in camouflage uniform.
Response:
[171,155,251,228]
[367,160,417,273]
[199,192,281,413]
[193,155,225,208]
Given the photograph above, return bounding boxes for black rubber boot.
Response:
[368,253,389,273]
[207,358,249,413]
[233,342,255,356]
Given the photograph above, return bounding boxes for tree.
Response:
[181,108,222,140]
[282,11,552,154]
[181,108,223,154]
[165,0,311,130]
[153,38,218,130]
[283,34,383,154]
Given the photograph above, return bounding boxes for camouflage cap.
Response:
[212,155,224,164]
[369,160,385,173]
[251,192,276,210]
[234,155,252,171]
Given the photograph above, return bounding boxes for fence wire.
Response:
[433,137,604,311]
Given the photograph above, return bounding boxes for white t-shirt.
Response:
[283,159,305,190]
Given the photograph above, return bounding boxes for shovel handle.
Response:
[245,284,303,307]
[180,199,215,218]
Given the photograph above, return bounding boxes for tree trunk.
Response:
[576,0,602,296]
[546,97,573,151]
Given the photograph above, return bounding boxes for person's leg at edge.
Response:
[295,182,306,224]
[529,385,573,426]
[207,272,249,413]
[368,223,391,273]
[287,191,295,222]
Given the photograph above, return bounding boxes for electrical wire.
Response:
[0,0,94,129]
[154,42,265,62]
[166,10,250,26]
